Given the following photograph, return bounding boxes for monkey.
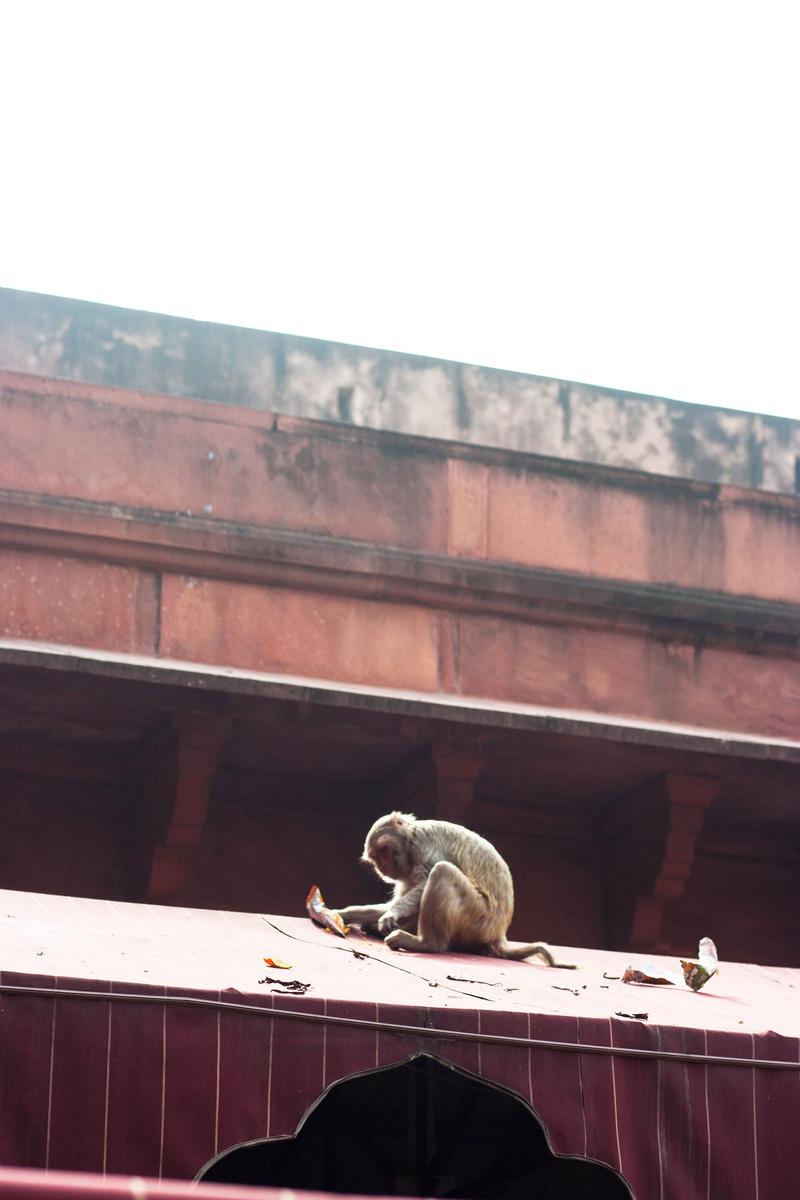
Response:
[334,811,576,968]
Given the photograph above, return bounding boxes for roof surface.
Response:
[2,889,797,1039]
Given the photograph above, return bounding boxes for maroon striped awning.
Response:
[1,890,798,1199]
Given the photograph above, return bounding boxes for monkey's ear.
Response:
[390,811,416,829]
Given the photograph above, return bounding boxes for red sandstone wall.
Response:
[1,370,798,741]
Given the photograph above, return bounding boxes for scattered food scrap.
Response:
[681,937,719,991]
[263,957,293,970]
[623,937,719,993]
[622,967,678,987]
[306,885,349,937]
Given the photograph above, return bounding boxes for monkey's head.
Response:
[361,811,416,882]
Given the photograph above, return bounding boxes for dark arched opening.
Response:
[199,1054,633,1198]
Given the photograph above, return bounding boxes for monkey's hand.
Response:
[378,883,424,934]
[377,910,401,934]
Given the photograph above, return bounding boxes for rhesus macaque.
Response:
[335,811,575,968]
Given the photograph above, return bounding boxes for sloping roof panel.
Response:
[1,890,798,1199]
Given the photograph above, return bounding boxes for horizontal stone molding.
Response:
[0,487,797,646]
[3,370,799,609]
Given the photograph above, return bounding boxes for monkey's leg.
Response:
[384,861,486,953]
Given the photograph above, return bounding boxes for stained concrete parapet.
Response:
[1,286,798,493]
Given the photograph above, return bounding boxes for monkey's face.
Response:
[361,812,415,882]
[366,833,402,881]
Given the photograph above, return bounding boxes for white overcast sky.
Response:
[1,2,798,418]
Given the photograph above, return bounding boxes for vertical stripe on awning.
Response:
[705,1029,758,1198]
[569,1016,619,1172]
[576,1016,588,1159]
[703,1031,711,1200]
[751,1035,759,1200]
[266,997,274,1139]
[47,980,112,1174]
[102,1000,112,1175]
[105,982,167,1179]
[158,998,166,1180]
[44,989,56,1172]
[609,1019,623,1178]
[214,1004,221,1157]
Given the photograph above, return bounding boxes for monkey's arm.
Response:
[376,882,425,933]
[336,892,424,936]
[336,902,390,926]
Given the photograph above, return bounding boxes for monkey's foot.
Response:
[384,929,422,952]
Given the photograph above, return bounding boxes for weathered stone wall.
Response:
[2,369,798,739]
[2,287,798,493]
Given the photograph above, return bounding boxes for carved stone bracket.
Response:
[603,771,720,952]
[136,711,231,903]
[380,741,484,825]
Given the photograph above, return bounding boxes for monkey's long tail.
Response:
[497,940,577,969]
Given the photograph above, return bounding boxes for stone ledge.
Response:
[0,487,798,645]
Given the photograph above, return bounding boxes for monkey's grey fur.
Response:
[335,811,575,967]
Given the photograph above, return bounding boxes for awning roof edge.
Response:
[1,637,797,762]
[2,980,798,1072]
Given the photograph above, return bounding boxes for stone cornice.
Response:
[1,487,797,647]
[1,637,798,763]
